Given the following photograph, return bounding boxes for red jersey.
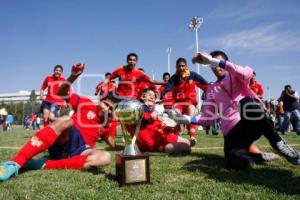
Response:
[136,105,178,151]
[41,75,66,106]
[31,114,37,122]
[250,82,264,98]
[69,93,103,147]
[160,71,208,105]
[158,85,174,109]
[100,119,118,140]
[95,81,116,99]
[110,66,152,99]
[137,81,157,98]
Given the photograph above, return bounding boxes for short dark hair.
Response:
[176,57,187,66]
[141,88,155,97]
[163,72,170,78]
[210,50,229,61]
[53,65,63,72]
[284,85,291,90]
[105,72,111,77]
[127,53,138,62]
[138,68,144,72]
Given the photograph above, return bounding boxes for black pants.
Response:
[224,116,282,168]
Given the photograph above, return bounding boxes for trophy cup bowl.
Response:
[115,99,151,186]
[115,99,144,156]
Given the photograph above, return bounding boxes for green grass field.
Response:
[1,126,300,200]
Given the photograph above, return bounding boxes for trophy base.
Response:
[115,153,151,186]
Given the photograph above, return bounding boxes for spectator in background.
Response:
[30,112,37,130]
[249,72,264,99]
[36,115,41,130]
[0,107,8,131]
[5,113,14,130]
[278,85,300,135]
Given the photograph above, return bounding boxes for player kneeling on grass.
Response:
[0,63,112,182]
[169,50,300,170]
[133,88,191,154]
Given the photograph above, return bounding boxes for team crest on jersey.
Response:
[87,111,96,119]
[31,136,43,147]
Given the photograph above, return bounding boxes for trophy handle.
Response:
[131,117,142,145]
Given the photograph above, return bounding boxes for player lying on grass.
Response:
[0,63,113,181]
[133,88,191,154]
[169,50,300,169]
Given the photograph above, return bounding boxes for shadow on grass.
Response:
[183,152,300,195]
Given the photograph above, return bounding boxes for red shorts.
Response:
[174,102,196,114]
[137,128,178,152]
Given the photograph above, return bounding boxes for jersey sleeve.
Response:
[191,72,208,91]
[41,76,49,90]
[160,75,176,99]
[110,67,122,80]
[68,93,81,111]
[225,61,254,84]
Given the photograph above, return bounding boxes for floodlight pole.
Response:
[195,27,200,74]
[189,16,203,110]
[167,47,172,74]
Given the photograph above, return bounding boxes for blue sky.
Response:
[1,0,300,100]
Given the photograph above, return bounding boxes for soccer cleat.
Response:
[260,152,280,162]
[227,149,253,169]
[0,161,20,181]
[277,140,300,165]
[23,158,47,170]
[190,137,197,147]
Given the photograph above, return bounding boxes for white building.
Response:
[0,90,42,103]
[0,91,98,103]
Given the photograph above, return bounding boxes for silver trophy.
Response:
[115,99,144,156]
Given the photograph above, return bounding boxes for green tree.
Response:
[29,90,37,103]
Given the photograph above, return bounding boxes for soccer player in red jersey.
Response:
[0,63,112,181]
[249,72,264,99]
[95,72,116,100]
[137,68,157,99]
[136,88,190,154]
[99,119,118,149]
[160,58,208,146]
[40,65,66,127]
[158,72,174,110]
[104,53,163,100]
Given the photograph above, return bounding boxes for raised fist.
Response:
[72,63,85,77]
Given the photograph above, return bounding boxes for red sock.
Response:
[11,126,58,167]
[44,155,88,170]
[188,124,197,138]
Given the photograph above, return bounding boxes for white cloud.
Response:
[205,23,300,53]
[206,1,299,21]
